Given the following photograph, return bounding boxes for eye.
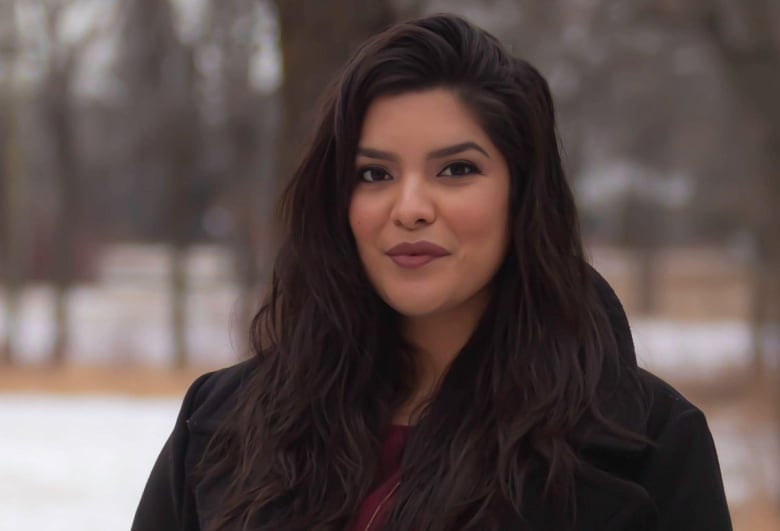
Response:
[358,167,392,183]
[438,161,480,177]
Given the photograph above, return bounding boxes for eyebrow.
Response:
[357,141,490,161]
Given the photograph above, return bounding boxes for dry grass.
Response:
[730,497,780,531]
[0,364,213,397]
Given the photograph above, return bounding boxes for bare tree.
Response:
[704,5,780,508]
[0,0,21,365]
[39,1,79,364]
[27,0,114,364]
[692,1,780,510]
[200,0,280,355]
[700,0,780,376]
[117,0,202,368]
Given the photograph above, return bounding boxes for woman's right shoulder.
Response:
[181,356,261,433]
[132,357,262,531]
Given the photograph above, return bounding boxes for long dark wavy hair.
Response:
[199,13,644,531]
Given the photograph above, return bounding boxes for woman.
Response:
[132,14,732,531]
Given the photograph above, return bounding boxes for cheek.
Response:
[449,192,509,247]
[348,194,381,249]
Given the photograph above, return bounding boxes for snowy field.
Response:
[0,391,777,530]
[0,394,180,531]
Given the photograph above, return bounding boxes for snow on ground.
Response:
[0,392,777,530]
[0,394,180,531]
[632,319,779,378]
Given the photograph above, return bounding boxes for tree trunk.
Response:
[164,115,198,370]
[0,92,21,366]
[275,0,396,187]
[45,61,79,366]
[748,238,773,376]
[622,192,659,315]
[118,0,198,368]
[0,0,20,365]
[170,244,188,369]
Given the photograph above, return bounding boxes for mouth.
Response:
[388,254,442,268]
[385,240,450,269]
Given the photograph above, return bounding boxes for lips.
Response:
[386,241,449,268]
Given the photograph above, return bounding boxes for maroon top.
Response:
[349,424,411,531]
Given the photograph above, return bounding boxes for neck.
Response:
[396,286,491,422]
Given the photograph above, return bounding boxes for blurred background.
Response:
[0,0,777,529]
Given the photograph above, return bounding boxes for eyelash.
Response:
[357,161,482,183]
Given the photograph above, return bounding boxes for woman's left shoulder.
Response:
[636,368,708,429]
[631,368,733,530]
[569,367,733,530]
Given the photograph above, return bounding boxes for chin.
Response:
[391,304,442,318]
[383,293,449,318]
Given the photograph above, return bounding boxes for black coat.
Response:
[132,275,733,530]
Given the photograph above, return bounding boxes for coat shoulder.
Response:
[131,357,260,531]
[185,356,261,432]
[634,368,733,530]
[636,368,707,437]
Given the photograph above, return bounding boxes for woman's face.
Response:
[349,88,511,319]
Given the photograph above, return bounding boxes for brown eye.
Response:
[439,162,479,177]
[359,167,392,182]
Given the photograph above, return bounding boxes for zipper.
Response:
[363,480,400,531]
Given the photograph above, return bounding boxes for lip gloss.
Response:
[389,255,440,268]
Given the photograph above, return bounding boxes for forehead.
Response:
[358,88,492,151]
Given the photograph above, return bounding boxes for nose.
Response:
[390,173,435,229]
